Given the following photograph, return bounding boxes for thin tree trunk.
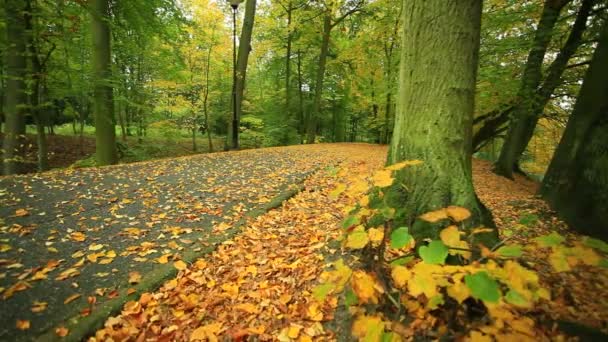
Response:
[285,1,293,121]
[387,0,497,246]
[306,14,331,144]
[540,20,608,239]
[497,0,593,172]
[296,49,305,142]
[2,0,28,175]
[91,0,117,165]
[494,0,570,178]
[229,0,257,150]
[203,45,214,153]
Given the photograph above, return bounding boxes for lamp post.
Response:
[227,0,244,150]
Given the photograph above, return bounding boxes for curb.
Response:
[35,181,307,342]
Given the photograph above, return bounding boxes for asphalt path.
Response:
[0,145,351,341]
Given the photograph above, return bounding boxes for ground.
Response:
[0,144,606,341]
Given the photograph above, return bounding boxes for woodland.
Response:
[0,0,608,341]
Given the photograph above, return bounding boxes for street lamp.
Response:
[227,0,244,150]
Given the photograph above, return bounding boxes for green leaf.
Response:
[419,240,448,264]
[496,244,523,258]
[599,259,608,268]
[390,227,412,249]
[583,237,608,253]
[341,215,360,229]
[518,213,539,226]
[312,283,334,301]
[381,332,397,342]
[389,255,414,266]
[534,232,565,247]
[427,294,445,309]
[344,287,358,306]
[465,271,500,303]
[505,289,529,307]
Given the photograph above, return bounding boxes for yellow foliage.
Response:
[352,271,380,304]
[371,169,394,188]
[352,315,385,341]
[345,226,370,249]
[367,227,384,247]
[391,266,411,288]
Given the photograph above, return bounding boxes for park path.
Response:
[0,144,384,341]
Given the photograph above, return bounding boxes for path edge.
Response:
[35,181,308,342]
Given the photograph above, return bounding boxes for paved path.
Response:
[0,144,363,341]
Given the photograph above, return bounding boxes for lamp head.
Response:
[227,0,244,9]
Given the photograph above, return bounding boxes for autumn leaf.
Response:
[16,320,30,330]
[174,260,188,271]
[15,209,29,217]
[345,226,369,249]
[371,169,394,188]
[419,208,448,223]
[496,244,523,258]
[64,293,82,304]
[439,225,461,246]
[534,232,565,248]
[367,227,384,246]
[128,271,142,284]
[391,265,411,288]
[352,314,384,341]
[31,301,48,313]
[351,270,380,304]
[445,206,471,222]
[234,303,259,314]
[55,326,69,337]
[447,278,470,304]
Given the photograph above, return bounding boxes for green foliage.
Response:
[419,240,449,265]
[465,272,501,303]
[389,227,411,249]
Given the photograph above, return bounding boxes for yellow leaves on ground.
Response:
[174,260,188,271]
[128,271,142,284]
[63,293,81,304]
[391,266,411,288]
[16,319,30,330]
[190,322,223,341]
[70,232,86,242]
[420,206,471,223]
[352,314,385,341]
[15,208,29,217]
[351,270,382,304]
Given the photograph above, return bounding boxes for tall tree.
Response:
[90,0,117,165]
[305,0,364,144]
[2,0,28,175]
[387,0,497,244]
[492,0,570,178]
[540,19,608,240]
[227,0,257,150]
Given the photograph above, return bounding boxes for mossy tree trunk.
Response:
[91,0,118,166]
[540,20,608,240]
[2,0,28,175]
[387,0,497,246]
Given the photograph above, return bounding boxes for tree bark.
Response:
[387,0,497,246]
[540,20,608,240]
[25,0,49,172]
[2,0,28,175]
[91,0,118,165]
[228,0,257,149]
[306,14,331,144]
[284,1,293,122]
[494,0,570,178]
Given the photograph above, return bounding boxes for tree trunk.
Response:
[296,49,305,142]
[285,1,293,122]
[203,45,214,153]
[228,0,257,150]
[387,0,497,246]
[91,0,118,165]
[494,0,569,178]
[2,0,28,175]
[306,14,331,144]
[25,0,49,172]
[540,20,608,240]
